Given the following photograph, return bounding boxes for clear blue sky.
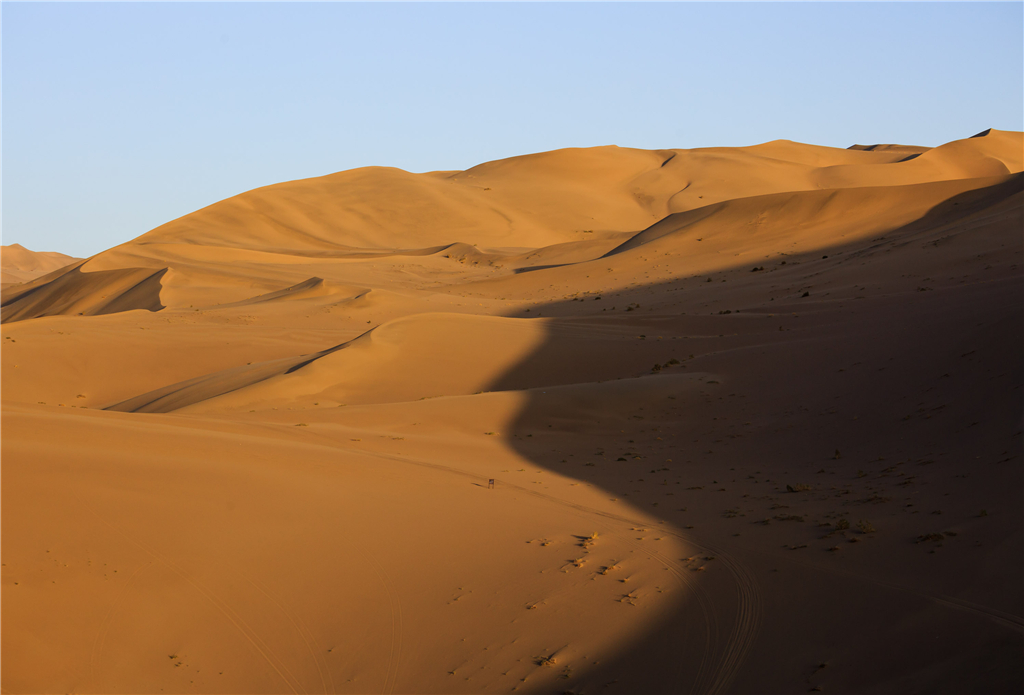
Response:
[3,2,1022,258]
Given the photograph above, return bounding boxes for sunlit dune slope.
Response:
[1,244,80,285]
[606,174,1022,258]
[105,314,546,413]
[3,130,1019,323]
[848,143,931,155]
[815,128,1022,190]
[105,312,715,414]
[4,399,694,695]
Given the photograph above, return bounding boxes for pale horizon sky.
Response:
[4,2,1023,258]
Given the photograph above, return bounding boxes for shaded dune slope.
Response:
[1,261,167,324]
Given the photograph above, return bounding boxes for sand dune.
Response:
[106,311,724,414]
[815,129,1022,190]
[1,262,167,324]
[606,173,1021,257]
[3,131,1022,694]
[1,243,81,286]
[848,142,931,155]
[4,130,1018,323]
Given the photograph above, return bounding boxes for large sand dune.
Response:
[3,130,1022,694]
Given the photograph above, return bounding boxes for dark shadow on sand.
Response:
[481,176,1024,693]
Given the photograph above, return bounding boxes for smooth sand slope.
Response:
[3,129,1022,694]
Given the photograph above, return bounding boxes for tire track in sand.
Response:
[91,560,153,683]
[358,548,404,695]
[248,577,335,694]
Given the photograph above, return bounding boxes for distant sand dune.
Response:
[606,173,1022,258]
[1,243,80,286]
[3,130,1018,324]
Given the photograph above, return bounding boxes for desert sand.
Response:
[2,129,1021,694]
[1,244,80,288]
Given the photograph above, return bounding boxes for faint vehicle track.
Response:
[349,445,764,695]
[248,577,335,694]
[360,548,404,695]
[69,487,307,694]
[91,560,152,683]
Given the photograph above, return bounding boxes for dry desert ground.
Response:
[2,129,1022,694]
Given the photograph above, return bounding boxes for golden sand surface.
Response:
[3,129,1022,693]
[1,244,80,287]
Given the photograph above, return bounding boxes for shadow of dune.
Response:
[512,263,573,274]
[482,176,1023,693]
